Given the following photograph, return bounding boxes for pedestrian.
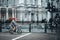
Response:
[56,17,60,40]
[54,13,60,32]
[49,18,54,32]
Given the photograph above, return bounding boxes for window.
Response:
[19,0,24,4]
[31,13,34,21]
[26,0,31,4]
[38,0,41,6]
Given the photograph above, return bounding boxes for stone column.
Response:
[15,8,16,18]
[29,12,31,21]
[12,8,14,18]
[6,8,8,19]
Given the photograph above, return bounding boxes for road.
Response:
[0,32,56,40]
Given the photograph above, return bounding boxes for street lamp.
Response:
[6,0,8,7]
[45,1,58,18]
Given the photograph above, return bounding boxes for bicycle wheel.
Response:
[9,29,14,34]
[17,29,22,34]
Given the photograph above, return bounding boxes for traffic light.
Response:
[45,2,50,9]
[46,2,59,12]
[48,9,50,12]
[56,0,59,2]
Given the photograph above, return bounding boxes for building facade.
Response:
[0,0,49,22]
[0,0,60,22]
[0,0,60,32]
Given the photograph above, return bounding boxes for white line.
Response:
[12,33,31,40]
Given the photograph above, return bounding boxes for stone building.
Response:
[0,0,60,32]
[0,0,48,22]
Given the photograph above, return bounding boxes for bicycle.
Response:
[9,24,22,34]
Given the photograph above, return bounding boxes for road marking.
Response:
[12,33,31,40]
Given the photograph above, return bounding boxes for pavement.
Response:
[0,32,56,40]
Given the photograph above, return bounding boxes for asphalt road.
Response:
[0,32,56,40]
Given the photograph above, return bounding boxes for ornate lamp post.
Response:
[45,1,58,18]
[7,0,8,7]
[45,1,59,33]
